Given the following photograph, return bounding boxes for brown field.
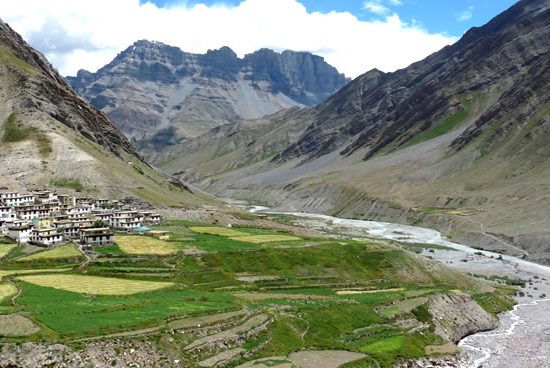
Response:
[0,314,40,337]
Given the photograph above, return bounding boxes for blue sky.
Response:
[5,0,520,77]
[144,0,517,37]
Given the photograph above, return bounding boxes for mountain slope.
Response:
[0,19,210,206]
[162,0,550,263]
[67,42,348,158]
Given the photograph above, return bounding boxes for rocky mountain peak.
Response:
[66,41,349,155]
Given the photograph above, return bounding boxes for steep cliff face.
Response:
[274,0,550,164]
[0,19,138,159]
[67,41,348,157]
[0,19,208,206]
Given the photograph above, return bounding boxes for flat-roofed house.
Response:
[33,190,58,204]
[80,228,114,246]
[111,211,142,230]
[33,216,54,229]
[92,212,113,223]
[58,195,76,207]
[140,211,162,225]
[15,206,51,221]
[65,206,91,216]
[54,219,93,239]
[0,206,15,219]
[7,223,33,243]
[112,216,141,231]
[30,228,63,247]
[2,193,35,206]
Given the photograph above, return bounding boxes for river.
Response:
[248,206,550,367]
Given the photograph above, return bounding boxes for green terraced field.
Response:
[0,216,513,367]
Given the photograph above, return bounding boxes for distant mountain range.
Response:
[67,42,348,157]
[160,0,550,264]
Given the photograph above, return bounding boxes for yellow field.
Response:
[0,282,18,302]
[116,235,177,255]
[189,226,249,237]
[0,244,17,259]
[18,274,174,295]
[17,244,83,261]
[229,235,301,244]
[0,268,72,280]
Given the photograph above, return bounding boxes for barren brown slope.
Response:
[0,19,212,206]
[162,0,550,263]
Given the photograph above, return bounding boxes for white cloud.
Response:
[456,6,474,22]
[362,0,403,15]
[363,1,390,15]
[2,0,457,78]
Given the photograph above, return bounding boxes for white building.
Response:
[0,206,15,219]
[33,190,58,204]
[2,194,35,207]
[80,228,114,246]
[7,223,33,243]
[30,228,63,247]
[15,206,51,221]
[140,211,162,225]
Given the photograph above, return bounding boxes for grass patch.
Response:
[16,282,235,336]
[115,235,177,255]
[17,274,174,295]
[0,268,72,281]
[2,113,52,157]
[0,244,17,259]
[16,244,82,262]
[191,234,260,253]
[473,292,515,315]
[2,113,30,142]
[360,335,405,353]
[189,226,249,237]
[50,177,83,191]
[405,102,471,148]
[0,282,18,302]
[0,46,36,74]
[94,245,125,255]
[229,235,301,244]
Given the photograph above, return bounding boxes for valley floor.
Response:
[0,206,540,367]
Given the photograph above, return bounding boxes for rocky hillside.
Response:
[274,0,550,164]
[0,19,210,206]
[67,42,348,157]
[163,0,550,263]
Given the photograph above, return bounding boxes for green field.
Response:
[0,216,514,367]
[16,282,235,336]
[0,244,17,259]
[17,244,83,261]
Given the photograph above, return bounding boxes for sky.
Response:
[2,0,518,78]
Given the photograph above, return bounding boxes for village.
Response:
[0,189,162,249]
